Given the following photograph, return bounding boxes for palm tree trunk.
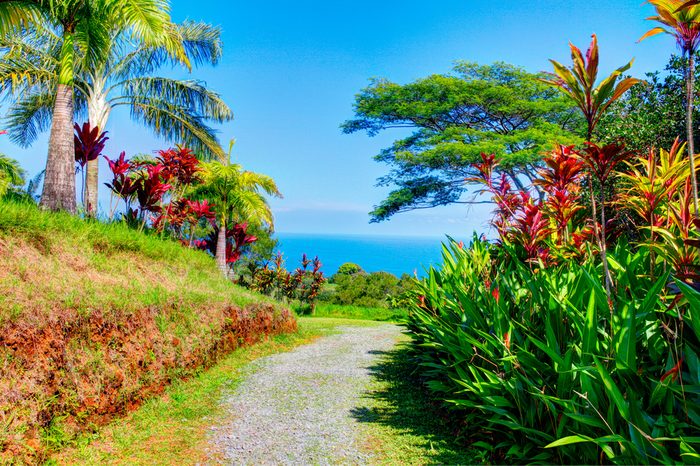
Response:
[85,81,110,216]
[216,219,228,277]
[40,83,76,213]
[41,30,76,213]
[688,54,698,214]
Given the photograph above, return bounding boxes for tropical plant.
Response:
[0,2,42,35]
[250,252,326,311]
[193,141,282,276]
[542,34,641,140]
[640,0,700,211]
[0,16,229,215]
[543,34,640,295]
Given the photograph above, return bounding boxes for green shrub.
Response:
[323,270,415,309]
[406,238,700,464]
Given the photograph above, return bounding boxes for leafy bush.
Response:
[323,269,415,309]
[407,239,700,464]
[247,253,326,312]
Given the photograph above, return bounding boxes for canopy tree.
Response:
[0,19,231,215]
[0,0,174,213]
[342,62,583,222]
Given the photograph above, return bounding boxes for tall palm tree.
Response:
[0,0,172,213]
[0,20,231,215]
[641,0,700,212]
[194,141,282,276]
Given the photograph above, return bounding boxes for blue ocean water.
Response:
[274,233,451,277]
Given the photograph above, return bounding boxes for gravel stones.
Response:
[207,324,403,465]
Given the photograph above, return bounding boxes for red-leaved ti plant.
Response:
[74,122,109,168]
[197,223,257,265]
[469,153,524,241]
[511,197,552,264]
[104,152,138,217]
[186,200,216,223]
[579,141,632,295]
[157,146,201,186]
[227,223,258,264]
[74,122,109,213]
[536,145,587,253]
[135,164,172,214]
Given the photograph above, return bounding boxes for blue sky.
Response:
[2,0,677,237]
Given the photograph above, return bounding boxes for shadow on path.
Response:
[351,344,477,464]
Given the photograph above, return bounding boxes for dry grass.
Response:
[0,200,296,464]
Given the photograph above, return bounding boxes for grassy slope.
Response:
[0,200,296,463]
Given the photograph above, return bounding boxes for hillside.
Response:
[0,200,296,463]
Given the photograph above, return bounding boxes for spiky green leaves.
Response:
[542,34,641,138]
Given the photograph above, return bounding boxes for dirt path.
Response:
[206,324,403,465]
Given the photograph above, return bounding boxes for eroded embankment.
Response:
[0,203,296,464]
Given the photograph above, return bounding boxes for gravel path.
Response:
[207,324,403,465]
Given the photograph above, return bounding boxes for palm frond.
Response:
[0,1,45,35]
[0,152,25,197]
[116,81,231,159]
[109,20,222,81]
[25,168,44,200]
[121,77,232,121]
[4,90,54,147]
[105,0,170,46]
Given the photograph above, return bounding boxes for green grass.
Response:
[305,303,408,322]
[51,318,371,465]
[355,341,481,464]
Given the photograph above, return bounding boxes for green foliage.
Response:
[597,54,700,153]
[406,238,700,464]
[333,262,363,277]
[0,152,25,197]
[323,269,416,309]
[301,303,408,322]
[342,62,583,221]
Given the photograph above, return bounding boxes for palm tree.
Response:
[0,152,24,197]
[194,141,282,276]
[0,0,172,213]
[641,0,700,212]
[0,20,232,215]
[543,34,640,296]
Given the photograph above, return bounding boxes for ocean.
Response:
[274,233,451,278]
